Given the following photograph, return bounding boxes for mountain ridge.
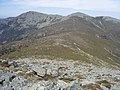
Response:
[0,11,120,67]
[0,11,120,44]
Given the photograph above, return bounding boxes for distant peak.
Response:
[96,16,120,23]
[17,11,47,17]
[69,12,90,18]
[26,11,45,15]
[103,16,119,20]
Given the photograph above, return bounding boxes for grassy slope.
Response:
[0,32,120,67]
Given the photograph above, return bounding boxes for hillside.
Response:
[0,11,120,67]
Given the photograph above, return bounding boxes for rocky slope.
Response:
[0,58,120,90]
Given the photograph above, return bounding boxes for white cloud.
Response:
[11,0,120,12]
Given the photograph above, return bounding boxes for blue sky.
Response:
[0,0,120,19]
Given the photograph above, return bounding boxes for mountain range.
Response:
[0,11,120,67]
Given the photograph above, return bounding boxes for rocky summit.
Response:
[0,11,120,90]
